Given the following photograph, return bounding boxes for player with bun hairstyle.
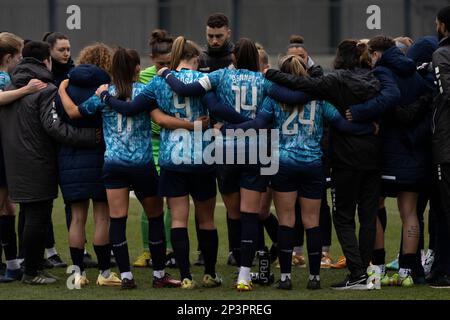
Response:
[133,29,177,269]
[266,38,401,290]
[157,37,313,291]
[287,35,323,78]
[58,47,195,289]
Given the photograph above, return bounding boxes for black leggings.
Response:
[21,200,53,276]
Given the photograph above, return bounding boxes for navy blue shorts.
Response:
[270,163,324,199]
[0,142,7,188]
[102,162,159,200]
[382,179,422,197]
[158,168,216,201]
[217,164,268,194]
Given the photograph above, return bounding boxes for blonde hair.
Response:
[0,32,23,63]
[76,42,113,74]
[394,36,414,48]
[170,36,201,70]
[278,55,308,113]
[256,42,269,71]
[357,40,372,69]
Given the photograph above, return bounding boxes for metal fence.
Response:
[0,0,448,61]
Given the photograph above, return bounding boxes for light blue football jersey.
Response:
[261,97,341,165]
[142,70,211,171]
[78,82,153,166]
[200,68,273,122]
[199,68,274,155]
[0,72,11,91]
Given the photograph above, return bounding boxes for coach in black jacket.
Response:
[198,13,233,73]
[430,6,450,287]
[0,42,98,284]
[266,40,401,289]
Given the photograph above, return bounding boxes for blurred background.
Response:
[0,0,448,70]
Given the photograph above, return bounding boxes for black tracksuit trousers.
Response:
[331,168,380,277]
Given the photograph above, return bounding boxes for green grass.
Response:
[1,193,449,300]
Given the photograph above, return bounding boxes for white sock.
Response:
[153,270,165,279]
[322,246,330,253]
[84,248,88,255]
[309,274,320,281]
[6,259,20,270]
[293,246,303,255]
[101,269,111,278]
[121,272,133,280]
[46,247,57,258]
[428,249,435,256]
[238,267,251,283]
[399,268,411,278]
[281,273,291,281]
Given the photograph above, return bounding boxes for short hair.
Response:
[42,32,68,48]
[22,41,51,62]
[206,13,229,28]
[76,42,113,74]
[368,36,395,53]
[437,6,450,32]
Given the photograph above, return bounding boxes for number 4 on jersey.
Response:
[232,85,257,113]
[282,101,317,135]
[173,93,192,119]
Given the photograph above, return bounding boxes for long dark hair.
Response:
[233,38,260,72]
[333,39,366,70]
[111,47,140,100]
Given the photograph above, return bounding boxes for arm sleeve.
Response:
[201,92,251,124]
[78,95,104,116]
[433,49,450,100]
[393,93,433,127]
[265,69,336,100]
[100,91,157,116]
[39,89,97,148]
[323,102,374,135]
[267,83,312,105]
[220,112,272,132]
[348,67,401,122]
[161,69,208,96]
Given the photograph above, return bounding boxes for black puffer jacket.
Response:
[265,67,381,170]
[198,41,233,73]
[308,64,324,78]
[432,37,450,164]
[0,58,98,203]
